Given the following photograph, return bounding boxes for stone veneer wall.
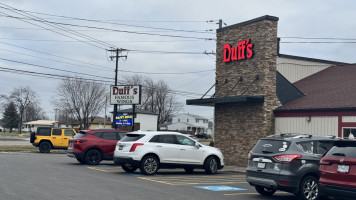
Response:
[214,16,281,166]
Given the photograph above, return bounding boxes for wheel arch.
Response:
[204,154,221,168]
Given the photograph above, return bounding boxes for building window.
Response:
[196,119,199,123]
[178,119,180,122]
[343,127,356,139]
[187,119,189,122]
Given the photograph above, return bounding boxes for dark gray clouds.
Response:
[0,0,355,120]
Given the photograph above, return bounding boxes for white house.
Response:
[167,114,212,135]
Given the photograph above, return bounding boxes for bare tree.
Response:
[24,102,47,122]
[124,75,183,125]
[9,86,38,134]
[54,77,108,129]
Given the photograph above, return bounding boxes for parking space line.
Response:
[224,191,288,196]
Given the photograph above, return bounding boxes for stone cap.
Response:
[217,15,279,33]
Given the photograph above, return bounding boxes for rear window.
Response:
[73,131,88,139]
[325,146,356,158]
[120,134,145,142]
[252,139,291,154]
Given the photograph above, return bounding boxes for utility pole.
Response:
[108,48,127,129]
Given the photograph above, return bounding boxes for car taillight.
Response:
[248,152,253,160]
[75,139,87,144]
[129,143,144,152]
[273,154,302,162]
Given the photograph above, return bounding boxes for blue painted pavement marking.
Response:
[195,185,247,191]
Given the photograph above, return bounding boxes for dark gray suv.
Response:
[246,134,339,200]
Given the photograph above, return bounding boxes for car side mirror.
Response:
[195,143,200,149]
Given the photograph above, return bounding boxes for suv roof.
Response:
[266,133,339,141]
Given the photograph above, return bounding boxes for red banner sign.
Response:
[223,39,254,63]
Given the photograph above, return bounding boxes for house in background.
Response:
[23,120,58,132]
[167,114,213,135]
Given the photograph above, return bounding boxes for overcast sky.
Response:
[1,0,355,121]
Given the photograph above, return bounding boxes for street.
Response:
[0,152,300,200]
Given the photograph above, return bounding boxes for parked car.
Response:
[246,134,339,200]
[195,132,210,139]
[30,127,77,153]
[113,131,224,175]
[67,129,126,165]
[319,140,356,199]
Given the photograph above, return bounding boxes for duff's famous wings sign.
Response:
[110,85,141,105]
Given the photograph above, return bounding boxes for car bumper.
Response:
[113,156,141,168]
[67,152,84,160]
[246,170,298,193]
[319,183,356,198]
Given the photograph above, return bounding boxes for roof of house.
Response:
[23,120,57,125]
[275,64,356,112]
[173,113,209,120]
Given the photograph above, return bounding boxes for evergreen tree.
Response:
[2,102,19,133]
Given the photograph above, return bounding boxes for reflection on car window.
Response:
[102,132,117,140]
[316,141,333,154]
[177,135,195,146]
[296,141,314,154]
[64,130,75,136]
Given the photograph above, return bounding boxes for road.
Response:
[0,152,304,200]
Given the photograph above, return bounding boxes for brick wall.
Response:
[214,16,281,166]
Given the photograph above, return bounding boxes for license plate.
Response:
[337,165,349,173]
[257,162,266,169]
[119,145,123,150]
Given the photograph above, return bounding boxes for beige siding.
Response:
[277,57,334,83]
[342,116,356,123]
[275,116,338,136]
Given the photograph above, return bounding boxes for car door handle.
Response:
[157,145,162,147]
[52,137,56,139]
[180,149,186,151]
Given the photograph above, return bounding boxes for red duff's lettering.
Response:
[223,39,254,63]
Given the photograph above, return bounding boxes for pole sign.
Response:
[110,85,141,105]
[223,38,254,63]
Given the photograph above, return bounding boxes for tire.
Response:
[39,141,51,153]
[255,185,276,196]
[85,149,102,165]
[297,176,319,200]
[184,167,194,173]
[76,158,86,164]
[204,157,218,174]
[121,163,138,172]
[140,155,159,175]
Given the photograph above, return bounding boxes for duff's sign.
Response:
[223,39,254,63]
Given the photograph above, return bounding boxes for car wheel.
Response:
[255,185,276,196]
[76,158,86,164]
[39,141,51,153]
[121,163,138,172]
[85,149,102,165]
[204,156,218,174]
[140,155,159,175]
[298,176,319,200]
[184,167,194,173]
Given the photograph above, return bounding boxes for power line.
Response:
[1,13,215,41]
[0,4,114,49]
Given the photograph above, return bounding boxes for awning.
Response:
[186,96,264,107]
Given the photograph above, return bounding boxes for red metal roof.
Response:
[276,64,356,111]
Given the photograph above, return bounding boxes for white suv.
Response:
[113,131,224,175]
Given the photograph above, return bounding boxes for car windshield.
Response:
[252,139,291,154]
[120,134,145,142]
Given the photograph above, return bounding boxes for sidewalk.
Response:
[222,165,246,173]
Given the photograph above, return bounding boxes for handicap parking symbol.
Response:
[195,185,247,191]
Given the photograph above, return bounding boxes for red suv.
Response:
[319,140,356,199]
[67,129,126,165]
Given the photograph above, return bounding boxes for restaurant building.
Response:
[187,15,355,166]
